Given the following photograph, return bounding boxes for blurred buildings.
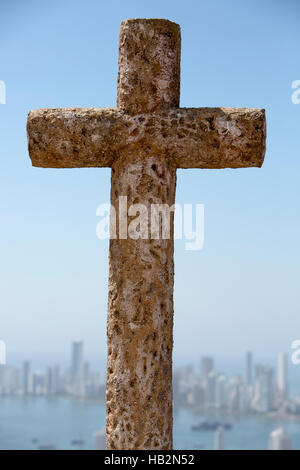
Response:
[0,348,298,421]
[268,428,292,450]
[278,353,288,400]
[253,364,273,412]
[23,361,31,396]
[0,340,105,400]
[172,351,297,417]
[71,340,84,397]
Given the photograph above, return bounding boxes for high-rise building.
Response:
[84,361,90,383]
[278,352,288,400]
[227,375,246,411]
[0,365,21,395]
[94,429,106,450]
[214,426,225,450]
[46,366,59,395]
[71,341,84,379]
[32,372,45,396]
[245,351,253,386]
[268,428,292,450]
[23,361,31,395]
[71,340,84,396]
[206,371,217,407]
[254,364,273,412]
[215,375,227,409]
[201,356,214,383]
[54,365,61,393]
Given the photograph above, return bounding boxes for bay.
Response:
[0,397,300,450]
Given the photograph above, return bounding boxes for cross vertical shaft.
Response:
[106,19,181,450]
[107,154,176,449]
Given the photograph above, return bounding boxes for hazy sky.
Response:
[0,0,299,370]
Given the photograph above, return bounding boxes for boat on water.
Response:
[71,439,85,446]
[191,420,232,431]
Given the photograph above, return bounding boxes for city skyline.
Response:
[1,342,299,450]
[1,343,297,410]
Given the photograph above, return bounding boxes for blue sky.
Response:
[0,0,299,371]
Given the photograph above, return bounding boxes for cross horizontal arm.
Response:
[27,107,265,169]
[158,107,266,169]
[27,108,125,168]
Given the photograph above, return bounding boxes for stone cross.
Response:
[27,18,266,450]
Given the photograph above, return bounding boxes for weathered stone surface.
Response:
[27,107,266,169]
[27,108,122,168]
[117,18,181,114]
[107,152,176,449]
[26,18,267,451]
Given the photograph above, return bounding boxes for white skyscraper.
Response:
[32,372,45,396]
[246,351,253,386]
[215,375,227,409]
[46,365,60,395]
[23,361,31,395]
[228,375,246,411]
[71,340,85,396]
[206,371,218,407]
[253,364,273,412]
[278,352,288,400]
[201,356,214,382]
[268,428,292,450]
[214,426,225,450]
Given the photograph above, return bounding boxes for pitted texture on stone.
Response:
[27,108,122,168]
[117,19,181,114]
[107,154,176,450]
[27,107,266,169]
